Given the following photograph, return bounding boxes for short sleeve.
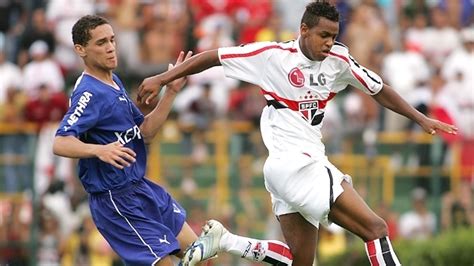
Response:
[218,42,276,86]
[130,100,144,126]
[56,89,101,137]
[339,53,384,95]
[113,74,145,126]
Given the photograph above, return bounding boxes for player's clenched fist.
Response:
[96,141,136,169]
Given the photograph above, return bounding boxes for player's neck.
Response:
[84,67,114,86]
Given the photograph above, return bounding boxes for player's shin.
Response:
[221,233,293,266]
[365,236,401,266]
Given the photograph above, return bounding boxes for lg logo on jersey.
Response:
[310,73,326,86]
[114,125,142,144]
[288,67,304,87]
[288,67,326,87]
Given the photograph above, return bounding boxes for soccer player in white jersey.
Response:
[138,2,458,266]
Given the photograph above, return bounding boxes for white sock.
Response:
[220,232,293,265]
[365,236,401,266]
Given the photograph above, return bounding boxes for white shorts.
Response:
[263,152,352,228]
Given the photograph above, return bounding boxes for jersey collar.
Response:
[296,36,316,64]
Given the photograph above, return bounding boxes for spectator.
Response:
[0,0,25,62]
[17,8,55,68]
[399,187,436,240]
[441,183,474,231]
[22,40,65,98]
[0,35,22,105]
[107,0,141,71]
[45,0,94,72]
[37,209,62,266]
[234,0,272,44]
[255,11,294,42]
[441,27,474,184]
[381,35,430,131]
[422,7,461,68]
[405,12,430,54]
[24,83,68,131]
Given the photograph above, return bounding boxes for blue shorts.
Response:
[89,178,186,266]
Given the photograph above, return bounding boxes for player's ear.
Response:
[74,44,86,57]
[300,23,309,36]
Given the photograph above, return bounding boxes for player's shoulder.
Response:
[71,74,104,98]
[235,39,297,52]
[330,41,350,57]
[327,41,351,66]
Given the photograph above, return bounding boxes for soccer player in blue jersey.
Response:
[54,15,294,266]
[53,15,197,266]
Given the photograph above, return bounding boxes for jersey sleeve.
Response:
[338,52,384,95]
[114,74,145,126]
[55,89,101,137]
[218,42,275,86]
[130,100,145,126]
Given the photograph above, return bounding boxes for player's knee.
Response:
[364,216,388,241]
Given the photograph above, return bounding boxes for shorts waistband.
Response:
[89,179,144,198]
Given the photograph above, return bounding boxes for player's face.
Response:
[77,24,118,71]
[300,17,339,61]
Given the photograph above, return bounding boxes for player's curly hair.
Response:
[72,15,109,46]
[301,1,339,29]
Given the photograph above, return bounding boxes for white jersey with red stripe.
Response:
[218,38,383,158]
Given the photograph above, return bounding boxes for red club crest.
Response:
[288,67,305,88]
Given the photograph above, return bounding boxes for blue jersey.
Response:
[56,73,146,193]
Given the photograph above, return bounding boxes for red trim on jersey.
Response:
[328,51,349,63]
[318,92,336,109]
[261,89,299,111]
[268,242,293,260]
[351,70,374,93]
[328,52,375,94]
[261,89,337,111]
[221,45,297,60]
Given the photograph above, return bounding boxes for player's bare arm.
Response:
[53,135,136,169]
[373,84,458,135]
[138,49,221,105]
[140,51,193,143]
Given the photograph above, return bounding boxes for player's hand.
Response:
[137,75,164,105]
[419,117,458,135]
[167,51,193,94]
[137,51,193,104]
[96,142,137,169]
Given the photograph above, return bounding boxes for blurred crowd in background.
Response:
[0,0,473,265]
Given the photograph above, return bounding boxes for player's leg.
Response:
[181,219,293,266]
[328,180,401,266]
[278,212,318,266]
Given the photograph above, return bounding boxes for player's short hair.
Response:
[301,1,339,29]
[72,15,109,46]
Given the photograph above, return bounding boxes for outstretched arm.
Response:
[53,136,136,169]
[140,51,192,143]
[373,84,458,135]
[138,49,221,104]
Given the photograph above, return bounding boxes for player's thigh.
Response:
[175,222,198,258]
[279,212,317,266]
[328,181,386,241]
